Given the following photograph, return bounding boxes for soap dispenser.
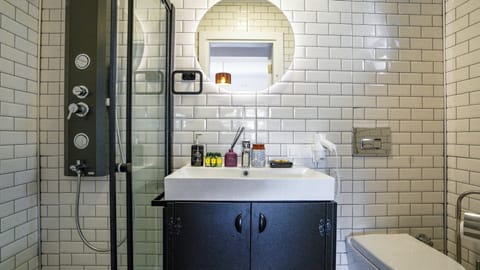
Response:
[191,133,204,167]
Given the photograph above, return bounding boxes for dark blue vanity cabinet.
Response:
[162,201,337,270]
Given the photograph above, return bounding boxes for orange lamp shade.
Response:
[215,72,231,84]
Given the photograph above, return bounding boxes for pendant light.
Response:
[215,72,231,84]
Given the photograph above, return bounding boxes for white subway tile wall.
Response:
[39,1,103,268]
[0,0,40,270]
[32,0,480,269]
[172,0,443,268]
[446,0,480,268]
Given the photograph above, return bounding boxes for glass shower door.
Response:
[110,0,172,268]
[126,0,173,269]
[110,0,173,268]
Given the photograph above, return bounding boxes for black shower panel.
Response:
[64,0,110,176]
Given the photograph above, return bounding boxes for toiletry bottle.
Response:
[241,141,251,168]
[191,134,204,167]
[205,153,211,167]
[210,153,217,167]
[224,149,238,167]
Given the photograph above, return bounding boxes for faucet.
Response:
[69,160,87,175]
[241,141,251,168]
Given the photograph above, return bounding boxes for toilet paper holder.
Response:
[463,212,480,240]
[456,190,480,263]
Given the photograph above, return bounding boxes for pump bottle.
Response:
[191,134,204,166]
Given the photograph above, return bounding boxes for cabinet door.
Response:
[251,202,334,270]
[169,202,251,270]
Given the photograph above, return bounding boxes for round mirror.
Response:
[196,0,295,91]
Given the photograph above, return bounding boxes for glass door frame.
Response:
[107,0,119,268]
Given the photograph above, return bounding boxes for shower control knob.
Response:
[74,53,91,70]
[67,104,79,120]
[67,102,90,120]
[72,85,89,99]
[73,133,89,149]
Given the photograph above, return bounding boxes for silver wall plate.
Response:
[353,127,391,156]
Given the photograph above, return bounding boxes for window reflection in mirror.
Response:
[196,0,294,91]
[209,42,276,91]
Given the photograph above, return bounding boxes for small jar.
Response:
[251,144,266,167]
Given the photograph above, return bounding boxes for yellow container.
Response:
[210,157,217,167]
[216,156,223,167]
[205,155,211,167]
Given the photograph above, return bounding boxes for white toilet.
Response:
[346,234,465,270]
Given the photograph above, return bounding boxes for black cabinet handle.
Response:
[259,213,267,233]
[235,213,242,233]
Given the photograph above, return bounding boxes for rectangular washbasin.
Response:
[164,166,335,201]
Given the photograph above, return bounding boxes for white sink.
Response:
[164,165,335,201]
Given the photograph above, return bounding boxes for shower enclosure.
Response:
[110,0,174,269]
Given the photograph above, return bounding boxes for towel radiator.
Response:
[456,190,480,263]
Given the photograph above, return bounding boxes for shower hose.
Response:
[72,113,126,252]
[74,170,110,252]
[73,161,129,252]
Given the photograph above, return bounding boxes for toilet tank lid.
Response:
[348,234,465,270]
